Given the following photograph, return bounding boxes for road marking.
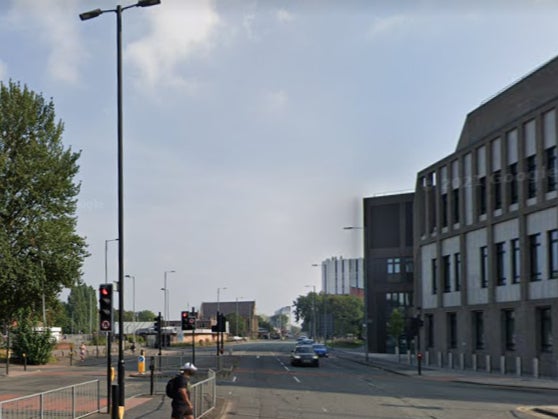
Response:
[322,407,328,412]
[232,376,237,383]
[293,376,301,383]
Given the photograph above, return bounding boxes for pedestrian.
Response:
[171,362,197,419]
[79,343,86,361]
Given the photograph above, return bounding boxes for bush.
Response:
[11,314,55,365]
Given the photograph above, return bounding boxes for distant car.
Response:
[296,335,308,343]
[232,336,247,342]
[290,345,319,367]
[299,338,314,345]
[312,343,328,357]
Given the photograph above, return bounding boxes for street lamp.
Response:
[344,225,369,362]
[79,1,161,415]
[163,270,175,324]
[125,274,136,341]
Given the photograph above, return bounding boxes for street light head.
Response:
[79,8,103,21]
[138,0,161,7]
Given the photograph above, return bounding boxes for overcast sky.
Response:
[2,0,558,318]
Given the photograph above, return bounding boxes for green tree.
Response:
[387,308,405,355]
[66,284,96,334]
[0,81,88,325]
[11,309,56,365]
[136,310,157,322]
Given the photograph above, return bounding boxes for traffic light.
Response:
[154,314,161,332]
[99,284,113,332]
[181,311,189,331]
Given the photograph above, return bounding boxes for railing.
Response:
[0,380,100,419]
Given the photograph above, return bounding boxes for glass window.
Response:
[527,155,537,199]
[443,255,451,293]
[431,258,437,294]
[477,177,487,215]
[447,312,457,349]
[503,309,515,351]
[511,238,520,284]
[473,311,484,350]
[529,233,542,281]
[387,258,401,274]
[493,170,502,210]
[495,242,506,286]
[508,163,518,204]
[441,193,448,228]
[452,188,460,224]
[546,147,557,192]
[454,253,461,291]
[480,246,488,288]
[549,230,558,279]
[540,307,553,353]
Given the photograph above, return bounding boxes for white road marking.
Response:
[293,376,301,383]
[232,376,237,383]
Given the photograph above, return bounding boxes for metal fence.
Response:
[0,380,100,419]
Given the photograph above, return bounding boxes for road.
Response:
[220,340,558,419]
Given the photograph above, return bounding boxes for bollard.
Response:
[472,353,477,371]
[533,358,539,378]
[486,354,491,373]
[459,353,464,370]
[417,352,423,375]
[500,355,505,375]
[70,352,73,366]
[516,356,521,377]
[111,384,118,419]
[22,353,27,371]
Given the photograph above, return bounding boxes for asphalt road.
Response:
[219,341,558,419]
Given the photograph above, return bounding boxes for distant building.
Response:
[200,300,257,338]
[414,55,558,376]
[363,192,414,353]
[320,256,364,296]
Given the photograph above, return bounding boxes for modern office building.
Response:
[363,192,414,353]
[320,256,364,296]
[414,56,558,376]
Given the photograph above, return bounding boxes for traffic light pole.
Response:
[106,331,112,413]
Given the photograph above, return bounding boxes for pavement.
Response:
[3,347,558,418]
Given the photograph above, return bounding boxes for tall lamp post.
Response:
[344,226,369,362]
[163,270,175,325]
[79,1,161,416]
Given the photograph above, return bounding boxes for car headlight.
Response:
[294,355,301,359]
[313,355,318,359]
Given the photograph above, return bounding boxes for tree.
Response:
[136,310,157,322]
[387,308,405,356]
[11,308,56,365]
[66,284,96,334]
[0,81,88,325]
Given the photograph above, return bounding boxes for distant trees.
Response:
[292,293,364,339]
[0,80,88,327]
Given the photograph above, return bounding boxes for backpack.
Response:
[166,376,179,399]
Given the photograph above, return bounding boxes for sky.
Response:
[2,0,558,318]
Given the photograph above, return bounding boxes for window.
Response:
[443,255,451,292]
[447,312,457,349]
[529,233,542,281]
[503,309,515,351]
[477,176,487,215]
[546,146,557,192]
[508,163,518,204]
[495,242,506,286]
[387,258,401,274]
[493,170,502,210]
[404,258,414,274]
[527,155,537,199]
[511,238,520,284]
[473,311,484,350]
[452,188,460,224]
[454,253,461,291]
[480,246,488,288]
[549,230,558,279]
[539,307,553,353]
[426,314,434,348]
[441,193,448,228]
[431,258,437,294]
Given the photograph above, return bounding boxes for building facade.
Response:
[320,256,364,296]
[363,193,414,353]
[414,56,558,376]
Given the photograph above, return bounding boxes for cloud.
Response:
[264,89,288,112]
[276,9,294,23]
[125,0,220,91]
[366,15,412,41]
[7,0,83,84]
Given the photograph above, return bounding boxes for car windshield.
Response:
[295,346,313,354]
